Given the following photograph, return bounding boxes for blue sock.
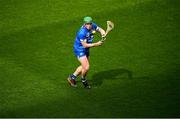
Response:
[70,74,77,80]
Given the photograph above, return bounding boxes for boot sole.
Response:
[67,77,77,88]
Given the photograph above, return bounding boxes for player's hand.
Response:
[101,34,106,41]
[101,34,106,38]
[96,41,103,46]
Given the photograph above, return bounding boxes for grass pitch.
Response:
[0,0,180,117]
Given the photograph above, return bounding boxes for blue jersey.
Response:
[74,23,99,57]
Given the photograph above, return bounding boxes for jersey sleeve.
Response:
[92,23,100,31]
[78,32,87,42]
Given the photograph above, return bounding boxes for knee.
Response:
[83,64,90,72]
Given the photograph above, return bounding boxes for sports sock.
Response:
[81,76,86,82]
[73,73,77,77]
[70,74,77,80]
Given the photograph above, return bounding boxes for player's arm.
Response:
[93,23,106,37]
[81,40,102,48]
[97,27,106,37]
[79,31,102,48]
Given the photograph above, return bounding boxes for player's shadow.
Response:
[91,68,133,86]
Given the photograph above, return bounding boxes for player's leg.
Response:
[73,51,90,77]
[67,51,90,88]
[78,56,91,89]
[73,56,89,77]
[79,56,89,78]
[73,66,82,77]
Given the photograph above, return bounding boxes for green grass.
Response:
[0,0,180,117]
